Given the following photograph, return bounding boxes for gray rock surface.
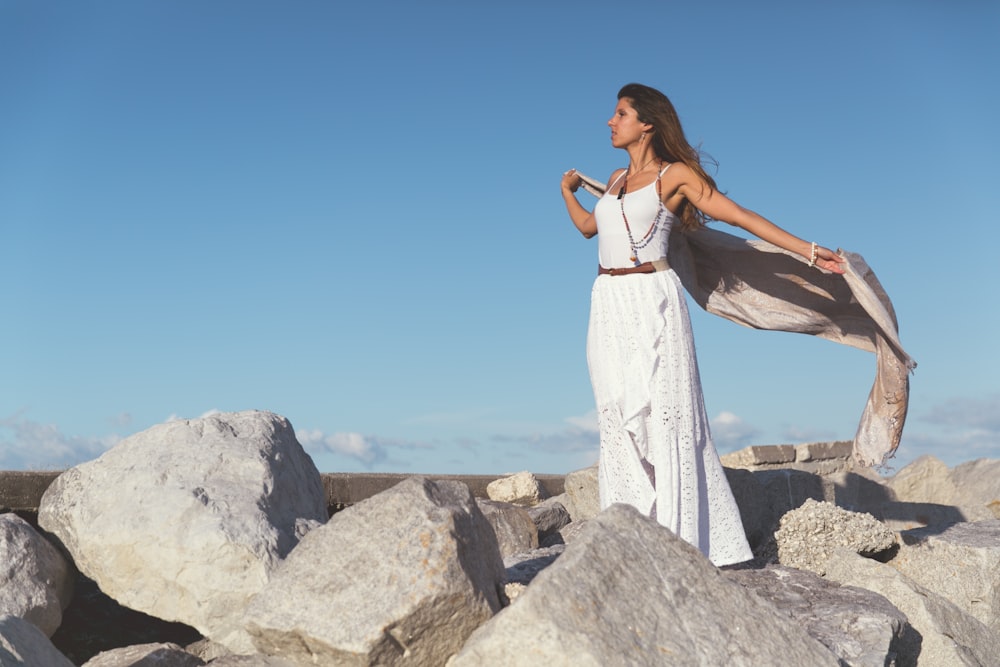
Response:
[775,499,896,575]
[886,455,956,505]
[825,549,1000,666]
[891,520,1000,633]
[38,410,328,653]
[726,565,908,667]
[0,614,75,666]
[950,459,1000,519]
[244,477,504,666]
[525,497,571,546]
[0,513,73,636]
[82,641,205,666]
[450,504,839,666]
[561,465,599,521]
[475,498,538,559]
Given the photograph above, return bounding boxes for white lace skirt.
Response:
[587,270,753,566]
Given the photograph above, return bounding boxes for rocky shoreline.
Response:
[2,410,998,665]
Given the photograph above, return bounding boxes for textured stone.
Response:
[525,497,571,546]
[885,455,956,505]
[476,498,538,559]
[726,565,907,667]
[795,440,853,462]
[825,549,1000,666]
[950,459,1000,520]
[0,513,73,636]
[503,544,565,588]
[81,642,205,666]
[775,499,895,575]
[0,614,75,666]
[562,465,599,522]
[486,471,547,506]
[723,468,769,556]
[38,410,328,652]
[891,520,1000,633]
[244,477,504,666]
[451,504,839,666]
[207,656,299,666]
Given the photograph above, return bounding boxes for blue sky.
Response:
[2,1,998,476]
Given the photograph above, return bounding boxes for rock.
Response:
[207,656,299,666]
[486,471,547,506]
[737,467,828,561]
[450,504,839,666]
[825,549,1000,666]
[0,614,75,666]
[502,544,565,588]
[81,642,205,666]
[885,455,956,505]
[475,499,538,559]
[38,410,328,653]
[525,497,571,545]
[244,477,504,666]
[0,513,73,636]
[890,520,1000,633]
[561,464,599,521]
[725,565,907,667]
[723,468,768,555]
[950,459,1000,520]
[774,499,895,575]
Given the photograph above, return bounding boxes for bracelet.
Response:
[808,241,818,268]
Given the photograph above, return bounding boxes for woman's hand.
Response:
[813,245,847,274]
[561,168,582,194]
[561,168,597,238]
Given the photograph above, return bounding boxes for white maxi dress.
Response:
[587,165,753,566]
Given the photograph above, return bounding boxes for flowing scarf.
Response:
[578,172,916,467]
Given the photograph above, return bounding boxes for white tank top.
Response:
[594,164,677,269]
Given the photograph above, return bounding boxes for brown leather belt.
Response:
[598,259,670,276]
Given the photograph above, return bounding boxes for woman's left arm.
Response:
[670,164,846,274]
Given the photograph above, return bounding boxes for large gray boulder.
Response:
[244,477,505,666]
[890,520,1000,634]
[0,614,75,666]
[0,513,73,636]
[38,410,328,653]
[81,642,205,667]
[475,498,538,559]
[725,565,908,667]
[450,503,839,666]
[774,499,896,575]
[825,549,1000,666]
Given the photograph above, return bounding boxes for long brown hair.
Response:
[618,83,717,231]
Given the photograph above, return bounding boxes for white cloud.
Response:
[888,394,1000,468]
[0,413,120,470]
[565,410,599,433]
[296,430,384,464]
[490,411,600,455]
[709,411,760,452]
[920,394,1000,431]
[294,428,433,468]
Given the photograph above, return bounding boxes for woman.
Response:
[561,83,845,567]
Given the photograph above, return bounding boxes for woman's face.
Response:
[608,98,649,149]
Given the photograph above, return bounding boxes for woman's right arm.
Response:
[561,168,598,238]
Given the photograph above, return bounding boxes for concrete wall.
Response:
[1,470,567,515]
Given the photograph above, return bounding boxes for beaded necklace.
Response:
[618,160,663,265]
